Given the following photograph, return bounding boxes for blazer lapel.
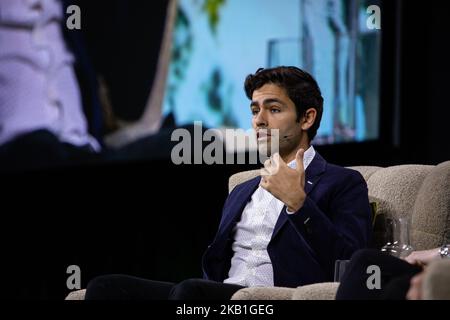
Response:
[271,152,327,240]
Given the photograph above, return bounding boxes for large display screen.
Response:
[162,0,381,144]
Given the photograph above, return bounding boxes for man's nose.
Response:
[254,110,268,127]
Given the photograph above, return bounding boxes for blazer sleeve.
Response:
[286,169,372,270]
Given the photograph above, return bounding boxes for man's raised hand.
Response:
[260,149,306,212]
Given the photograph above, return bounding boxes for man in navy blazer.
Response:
[202,151,371,287]
[85,66,372,300]
[201,66,372,290]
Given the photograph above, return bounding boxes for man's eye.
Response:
[251,109,259,115]
[270,108,281,113]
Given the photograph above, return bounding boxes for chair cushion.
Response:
[228,169,260,193]
[291,282,339,300]
[65,289,86,300]
[422,259,450,300]
[231,287,295,300]
[348,166,382,181]
[411,161,450,250]
[366,164,433,222]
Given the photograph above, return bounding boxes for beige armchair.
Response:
[66,161,450,300]
[230,161,450,300]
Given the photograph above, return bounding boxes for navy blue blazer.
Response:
[202,152,372,287]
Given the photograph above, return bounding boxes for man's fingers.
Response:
[272,152,284,167]
[260,167,271,176]
[404,255,414,264]
[264,154,282,175]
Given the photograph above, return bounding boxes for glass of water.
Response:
[381,217,414,258]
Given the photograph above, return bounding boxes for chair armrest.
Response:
[422,259,450,300]
[231,287,295,300]
[291,282,339,300]
[65,289,86,300]
[64,283,339,300]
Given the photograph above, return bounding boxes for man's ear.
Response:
[301,108,317,131]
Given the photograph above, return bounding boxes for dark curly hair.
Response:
[244,66,323,142]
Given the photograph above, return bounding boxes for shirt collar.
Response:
[287,145,315,170]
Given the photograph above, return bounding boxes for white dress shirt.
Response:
[224,146,316,287]
[0,0,99,150]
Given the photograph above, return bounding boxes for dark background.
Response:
[1,0,449,299]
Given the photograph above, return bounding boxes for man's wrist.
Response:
[286,197,305,213]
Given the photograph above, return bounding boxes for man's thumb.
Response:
[296,148,305,171]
